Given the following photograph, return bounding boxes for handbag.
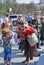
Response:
[27,33,38,47]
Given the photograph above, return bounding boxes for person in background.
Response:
[40,17,44,45]
[31,14,41,49]
[15,20,24,51]
[26,14,32,26]
[0,15,3,29]
[4,13,9,22]
[4,13,12,31]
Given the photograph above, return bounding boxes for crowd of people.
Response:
[0,13,44,65]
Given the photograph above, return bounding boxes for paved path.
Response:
[0,38,44,65]
[0,43,39,65]
[37,54,44,65]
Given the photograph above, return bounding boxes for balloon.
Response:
[23,26,35,37]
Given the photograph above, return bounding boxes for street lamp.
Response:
[9,8,12,14]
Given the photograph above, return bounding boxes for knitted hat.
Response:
[2,27,10,36]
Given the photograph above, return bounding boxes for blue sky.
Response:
[16,0,40,4]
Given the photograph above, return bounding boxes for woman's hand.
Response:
[6,33,10,37]
[26,35,31,38]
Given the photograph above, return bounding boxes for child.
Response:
[2,28,13,65]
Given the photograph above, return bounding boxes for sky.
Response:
[16,0,40,4]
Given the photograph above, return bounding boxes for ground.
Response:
[0,37,44,65]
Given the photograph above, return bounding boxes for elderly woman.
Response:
[23,26,37,63]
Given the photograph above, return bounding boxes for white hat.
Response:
[24,22,28,27]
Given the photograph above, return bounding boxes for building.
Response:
[9,0,16,4]
[0,0,6,3]
[0,0,15,4]
[38,0,44,7]
[40,0,44,4]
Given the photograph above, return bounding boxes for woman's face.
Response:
[42,18,44,23]
[17,24,22,28]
